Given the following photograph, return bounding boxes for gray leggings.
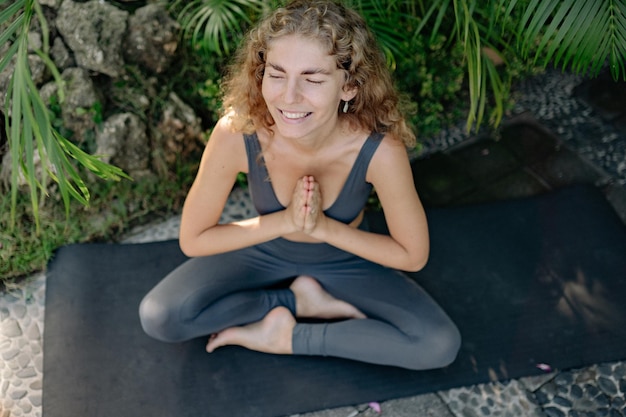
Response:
[139,236,461,370]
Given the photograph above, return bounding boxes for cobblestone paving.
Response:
[0,274,45,417]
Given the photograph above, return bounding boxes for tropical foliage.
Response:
[171,0,275,56]
[1,0,129,233]
[2,0,626,231]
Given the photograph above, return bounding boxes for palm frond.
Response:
[0,0,25,72]
[4,0,130,232]
[411,0,452,45]
[0,0,26,24]
[351,0,418,70]
[459,1,486,131]
[174,0,265,56]
[514,0,626,80]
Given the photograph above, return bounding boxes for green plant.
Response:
[512,0,626,80]
[0,160,196,285]
[412,0,626,131]
[171,0,273,56]
[1,0,129,234]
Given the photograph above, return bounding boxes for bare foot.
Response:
[206,307,295,354]
[290,275,366,319]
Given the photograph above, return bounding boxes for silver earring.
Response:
[342,101,349,113]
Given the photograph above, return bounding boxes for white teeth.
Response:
[282,111,309,119]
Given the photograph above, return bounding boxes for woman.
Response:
[139,0,460,370]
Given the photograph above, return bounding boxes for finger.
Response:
[308,182,322,211]
[303,181,323,233]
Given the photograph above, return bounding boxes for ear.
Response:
[341,85,358,102]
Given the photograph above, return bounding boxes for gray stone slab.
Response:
[375,394,454,417]
[604,182,626,225]
[289,404,361,417]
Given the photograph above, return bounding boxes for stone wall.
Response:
[0,0,204,181]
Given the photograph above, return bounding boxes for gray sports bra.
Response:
[243,132,383,224]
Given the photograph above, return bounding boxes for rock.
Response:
[30,393,42,407]
[52,67,100,143]
[15,367,36,378]
[1,349,19,361]
[96,113,150,176]
[28,54,48,85]
[570,384,583,399]
[125,4,180,74]
[38,0,62,8]
[553,395,573,408]
[12,304,26,319]
[0,320,22,338]
[25,323,41,341]
[584,383,600,398]
[56,0,128,77]
[50,37,75,70]
[155,92,203,172]
[544,406,565,417]
[27,32,42,53]
[597,376,618,397]
[10,389,26,400]
[1,379,9,394]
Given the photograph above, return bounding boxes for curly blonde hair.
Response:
[221,0,416,147]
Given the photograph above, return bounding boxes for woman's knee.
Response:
[428,321,462,368]
[400,320,461,371]
[138,296,183,342]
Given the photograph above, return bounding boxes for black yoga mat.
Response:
[43,185,626,417]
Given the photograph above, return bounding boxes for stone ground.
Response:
[2,68,626,416]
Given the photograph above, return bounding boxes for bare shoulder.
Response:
[209,116,246,146]
[202,116,248,173]
[367,133,412,182]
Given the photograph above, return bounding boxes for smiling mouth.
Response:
[280,110,312,120]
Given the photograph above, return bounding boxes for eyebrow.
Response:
[266,62,332,76]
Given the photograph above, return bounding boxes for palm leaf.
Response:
[514,0,626,80]
[350,0,417,70]
[452,0,485,131]
[408,0,511,132]
[0,0,26,24]
[0,1,25,72]
[5,0,131,232]
[411,0,452,45]
[174,0,265,56]
[518,0,559,56]
[0,40,19,74]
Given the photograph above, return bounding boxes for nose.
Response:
[283,79,301,104]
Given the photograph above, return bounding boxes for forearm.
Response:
[179,211,291,257]
[314,218,429,272]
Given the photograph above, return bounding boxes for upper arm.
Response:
[179,117,248,243]
[367,135,429,269]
